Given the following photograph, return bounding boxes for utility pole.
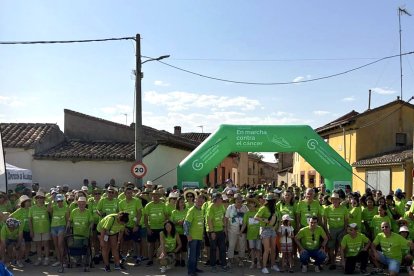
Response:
[135,34,143,188]
[398,7,412,100]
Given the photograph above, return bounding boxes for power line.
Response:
[157,51,414,86]
[0,37,135,45]
[169,57,380,62]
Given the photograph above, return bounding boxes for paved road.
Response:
[8,260,409,276]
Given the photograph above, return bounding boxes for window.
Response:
[366,169,390,195]
[396,133,407,147]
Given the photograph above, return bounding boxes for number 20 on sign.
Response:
[131,162,147,178]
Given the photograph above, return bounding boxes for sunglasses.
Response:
[186,195,194,198]
[307,205,311,212]
[381,226,389,229]
[108,191,115,194]
[312,234,315,241]
[94,193,101,196]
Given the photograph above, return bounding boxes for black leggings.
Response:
[345,250,368,274]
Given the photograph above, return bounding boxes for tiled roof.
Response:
[0,123,60,149]
[352,147,413,167]
[35,140,136,161]
[315,110,359,133]
[181,132,211,143]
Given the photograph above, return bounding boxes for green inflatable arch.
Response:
[177,125,352,191]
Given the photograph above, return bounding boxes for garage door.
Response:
[366,169,390,195]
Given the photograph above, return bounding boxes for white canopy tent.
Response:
[5,163,32,185]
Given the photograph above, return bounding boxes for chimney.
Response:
[174,126,181,135]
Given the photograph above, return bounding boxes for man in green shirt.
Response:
[340,223,370,274]
[206,193,228,272]
[184,193,206,276]
[296,188,322,228]
[294,216,328,273]
[371,221,413,276]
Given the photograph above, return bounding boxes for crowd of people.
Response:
[1,178,414,276]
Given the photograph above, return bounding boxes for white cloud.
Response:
[342,96,355,102]
[154,80,170,87]
[371,87,396,95]
[313,110,330,116]
[293,76,305,83]
[0,95,26,107]
[144,90,261,112]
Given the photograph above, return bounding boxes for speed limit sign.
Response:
[131,162,147,178]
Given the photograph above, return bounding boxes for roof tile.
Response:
[0,123,59,149]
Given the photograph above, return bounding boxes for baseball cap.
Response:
[55,194,65,202]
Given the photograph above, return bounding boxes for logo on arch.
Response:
[192,159,204,171]
[307,139,318,150]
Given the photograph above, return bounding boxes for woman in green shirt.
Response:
[171,196,188,267]
[10,195,31,263]
[48,194,69,267]
[29,191,50,266]
[97,211,129,272]
[158,220,182,273]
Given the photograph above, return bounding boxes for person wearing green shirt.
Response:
[118,185,142,265]
[171,196,188,267]
[48,194,69,268]
[241,195,261,269]
[88,188,102,260]
[362,196,378,240]
[206,193,228,272]
[29,191,50,266]
[97,212,129,272]
[158,220,182,273]
[165,192,179,219]
[348,197,362,231]
[371,204,391,238]
[0,217,25,267]
[254,193,279,274]
[144,190,167,267]
[371,221,413,276]
[323,192,349,270]
[294,216,328,273]
[296,188,322,228]
[184,190,196,209]
[398,225,413,270]
[96,186,119,218]
[340,223,370,274]
[11,195,32,263]
[184,193,206,276]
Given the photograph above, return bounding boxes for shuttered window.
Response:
[366,169,390,195]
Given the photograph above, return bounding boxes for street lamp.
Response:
[135,33,170,187]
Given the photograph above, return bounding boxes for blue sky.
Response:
[1,1,414,162]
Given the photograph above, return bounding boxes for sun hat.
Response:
[146,180,154,186]
[399,226,409,233]
[212,193,222,200]
[55,194,65,202]
[330,193,340,199]
[77,196,87,202]
[81,186,88,191]
[282,214,293,221]
[18,195,31,206]
[184,190,196,198]
[168,192,180,199]
[34,191,45,198]
[348,223,358,229]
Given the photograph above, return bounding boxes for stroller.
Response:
[61,233,92,273]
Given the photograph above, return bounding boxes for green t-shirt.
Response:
[29,204,50,234]
[323,205,349,229]
[255,206,271,227]
[0,224,23,240]
[276,201,296,228]
[162,232,176,253]
[119,198,142,228]
[97,214,125,235]
[243,210,260,240]
[88,198,101,224]
[185,206,204,240]
[165,203,175,218]
[296,225,327,250]
[171,209,187,235]
[403,211,414,240]
[206,204,225,232]
[348,206,362,230]
[370,215,391,238]
[11,207,30,232]
[51,205,68,227]
[373,232,410,261]
[70,208,92,238]
[341,232,369,257]
[96,197,119,216]
[144,201,166,230]
[296,200,322,227]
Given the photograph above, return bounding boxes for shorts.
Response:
[33,232,51,242]
[376,250,401,273]
[327,228,344,249]
[23,231,32,242]
[260,227,276,239]
[51,226,66,237]
[248,239,262,250]
[124,227,140,242]
[147,229,162,243]
[179,234,188,252]
[280,242,293,253]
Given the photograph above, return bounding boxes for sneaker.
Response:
[146,260,153,266]
[43,258,49,266]
[360,269,370,275]
[134,259,141,267]
[222,265,230,272]
[238,261,244,267]
[195,268,204,273]
[301,265,307,273]
[249,263,255,269]
[119,263,126,270]
[160,266,167,273]
[315,266,321,273]
[24,258,32,264]
[181,260,186,267]
[204,260,211,266]
[104,265,111,272]
[16,261,24,268]
[261,267,270,274]
[34,258,42,266]
[271,264,280,272]
[51,261,61,267]
[114,265,121,270]
[140,256,149,261]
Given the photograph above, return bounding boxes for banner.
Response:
[0,131,6,193]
